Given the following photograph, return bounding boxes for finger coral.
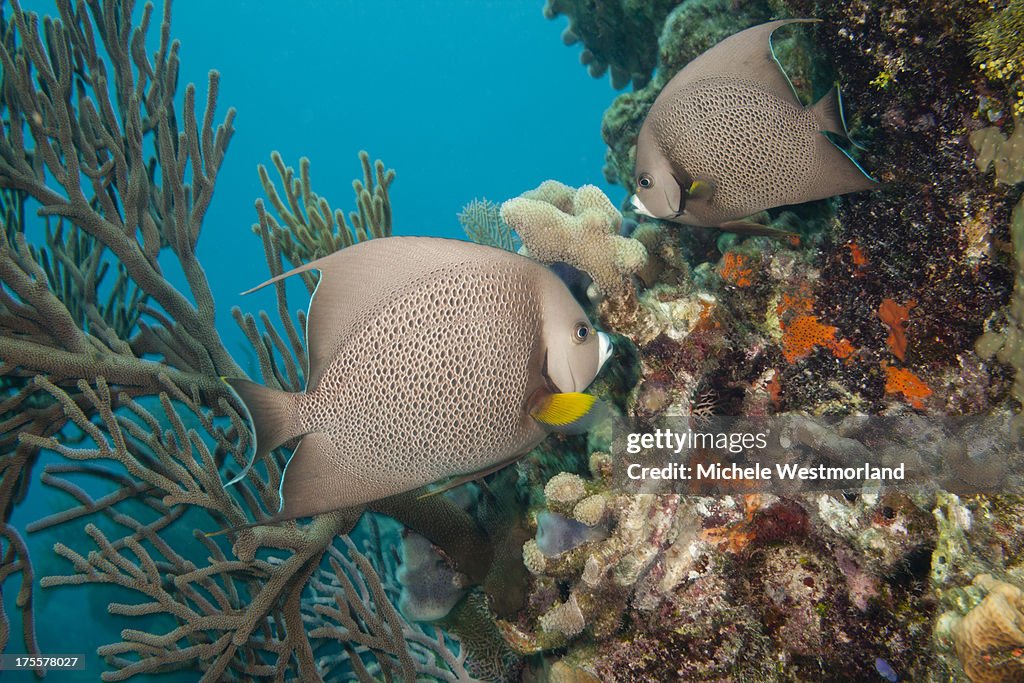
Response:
[500,181,647,297]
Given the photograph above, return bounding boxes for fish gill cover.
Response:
[1,1,1024,682]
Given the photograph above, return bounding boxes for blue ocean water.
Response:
[8,1,620,678]
[174,0,619,350]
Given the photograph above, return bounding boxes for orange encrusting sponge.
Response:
[781,315,855,363]
[884,366,932,409]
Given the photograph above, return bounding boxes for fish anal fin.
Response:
[279,432,367,518]
[812,136,880,198]
[811,85,847,137]
[417,456,520,500]
[719,221,798,238]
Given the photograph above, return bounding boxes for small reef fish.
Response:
[631,19,877,233]
[874,657,898,682]
[224,236,612,522]
[535,511,609,557]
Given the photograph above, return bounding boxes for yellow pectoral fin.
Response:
[688,180,715,200]
[531,392,597,427]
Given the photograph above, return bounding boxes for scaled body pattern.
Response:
[227,237,611,519]
[632,19,877,229]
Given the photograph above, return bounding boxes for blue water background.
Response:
[9,0,619,678]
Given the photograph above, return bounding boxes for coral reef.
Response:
[5,0,1024,680]
[500,181,647,297]
[459,198,519,252]
[257,151,394,292]
[542,0,683,89]
[511,460,940,680]
[498,2,1024,679]
[0,2,481,680]
[940,575,1024,683]
[971,0,1024,117]
[973,120,1024,432]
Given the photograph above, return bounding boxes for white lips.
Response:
[630,194,653,217]
[598,332,613,369]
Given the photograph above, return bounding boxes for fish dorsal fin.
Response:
[241,237,516,392]
[663,19,819,105]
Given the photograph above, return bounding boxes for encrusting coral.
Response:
[500,180,647,297]
[939,575,1024,683]
[973,119,1024,432]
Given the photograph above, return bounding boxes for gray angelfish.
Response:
[631,19,878,233]
[222,236,612,525]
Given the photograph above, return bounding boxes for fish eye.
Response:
[638,173,654,189]
[573,323,590,343]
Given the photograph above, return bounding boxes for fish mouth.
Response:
[630,194,654,217]
[631,193,687,220]
[598,332,613,369]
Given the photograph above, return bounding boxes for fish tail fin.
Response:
[222,378,303,485]
[811,85,848,138]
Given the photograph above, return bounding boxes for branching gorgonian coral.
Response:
[257,151,394,291]
[0,1,470,680]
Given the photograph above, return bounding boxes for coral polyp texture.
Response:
[500,181,647,297]
[256,151,395,290]
[940,574,1024,683]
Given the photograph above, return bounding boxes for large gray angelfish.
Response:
[631,19,878,233]
[224,236,611,522]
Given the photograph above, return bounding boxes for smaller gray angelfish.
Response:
[222,237,612,525]
[631,19,877,233]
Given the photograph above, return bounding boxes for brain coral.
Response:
[501,181,647,296]
[947,575,1024,683]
